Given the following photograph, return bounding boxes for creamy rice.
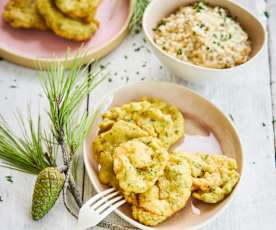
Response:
[153,1,251,69]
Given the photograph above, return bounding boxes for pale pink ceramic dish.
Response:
[0,0,132,69]
[83,81,244,230]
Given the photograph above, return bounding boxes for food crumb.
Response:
[99,64,105,69]
[229,114,234,122]
[5,175,13,183]
[134,46,144,52]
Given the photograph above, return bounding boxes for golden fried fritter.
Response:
[3,0,47,30]
[178,152,240,203]
[93,121,148,187]
[131,153,192,226]
[113,137,168,194]
[55,0,101,23]
[142,97,185,147]
[99,98,184,148]
[36,0,98,41]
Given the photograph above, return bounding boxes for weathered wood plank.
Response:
[267,0,276,162]
[84,33,176,230]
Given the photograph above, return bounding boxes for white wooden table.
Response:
[0,0,276,229]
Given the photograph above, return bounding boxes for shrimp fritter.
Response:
[55,0,101,23]
[131,153,192,226]
[99,98,184,148]
[113,137,168,194]
[179,152,240,203]
[36,0,98,41]
[3,0,47,30]
[93,121,148,187]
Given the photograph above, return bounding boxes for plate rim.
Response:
[83,81,244,230]
[0,0,134,70]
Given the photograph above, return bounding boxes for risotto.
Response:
[153,1,251,69]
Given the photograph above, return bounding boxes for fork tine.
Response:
[99,199,126,217]
[96,195,124,213]
[92,191,120,210]
[82,187,115,209]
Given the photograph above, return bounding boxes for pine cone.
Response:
[31,167,65,220]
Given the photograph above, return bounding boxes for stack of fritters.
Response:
[3,0,101,41]
[93,98,240,226]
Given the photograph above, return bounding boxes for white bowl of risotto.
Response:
[143,0,265,82]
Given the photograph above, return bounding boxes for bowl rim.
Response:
[83,81,245,230]
[142,0,266,73]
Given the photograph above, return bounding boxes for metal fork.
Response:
[77,188,126,230]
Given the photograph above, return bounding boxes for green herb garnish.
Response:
[157,19,167,28]
[193,1,206,12]
[5,175,13,183]
[129,0,150,34]
[176,48,183,55]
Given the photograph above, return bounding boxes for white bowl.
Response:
[143,0,265,82]
[83,81,244,230]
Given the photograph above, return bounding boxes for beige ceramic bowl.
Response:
[143,0,265,82]
[83,81,244,230]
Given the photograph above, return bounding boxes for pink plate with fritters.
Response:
[0,0,132,69]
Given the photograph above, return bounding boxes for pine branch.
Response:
[65,107,101,156]
[41,56,106,159]
[0,52,107,221]
[0,113,56,174]
[41,55,107,213]
[129,0,150,33]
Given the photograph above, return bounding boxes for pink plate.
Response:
[0,0,132,69]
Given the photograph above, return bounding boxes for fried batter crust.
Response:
[37,0,98,41]
[179,152,240,203]
[3,0,47,30]
[93,121,148,187]
[131,153,192,226]
[55,0,101,23]
[99,98,184,148]
[113,137,168,193]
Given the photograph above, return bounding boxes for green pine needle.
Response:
[0,53,106,175]
[0,113,57,174]
[41,56,107,145]
[129,0,150,34]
